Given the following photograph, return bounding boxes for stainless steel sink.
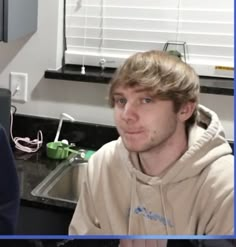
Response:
[31,156,87,204]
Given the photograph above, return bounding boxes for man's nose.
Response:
[121,102,138,122]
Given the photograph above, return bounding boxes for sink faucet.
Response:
[54,113,75,142]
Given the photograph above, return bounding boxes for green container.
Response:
[46,141,95,160]
[46,142,71,160]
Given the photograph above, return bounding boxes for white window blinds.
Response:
[65,0,234,78]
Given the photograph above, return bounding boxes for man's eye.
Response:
[142,97,152,103]
[114,98,127,105]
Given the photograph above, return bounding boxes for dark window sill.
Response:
[45,64,115,84]
[45,64,234,96]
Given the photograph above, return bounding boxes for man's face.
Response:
[113,85,184,153]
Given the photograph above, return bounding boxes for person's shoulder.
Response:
[98,137,121,151]
[88,137,124,169]
[202,154,233,194]
[208,154,234,175]
[93,137,123,159]
[197,154,233,226]
[86,137,126,186]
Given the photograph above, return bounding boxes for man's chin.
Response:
[122,140,144,153]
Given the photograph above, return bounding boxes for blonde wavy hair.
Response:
[108,50,200,128]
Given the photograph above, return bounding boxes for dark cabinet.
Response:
[0,0,38,42]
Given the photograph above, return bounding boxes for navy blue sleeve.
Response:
[0,125,20,234]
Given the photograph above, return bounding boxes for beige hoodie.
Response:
[69,105,234,235]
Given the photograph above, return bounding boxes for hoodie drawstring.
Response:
[128,172,137,234]
[160,184,170,235]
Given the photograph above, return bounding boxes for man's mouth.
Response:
[123,130,143,135]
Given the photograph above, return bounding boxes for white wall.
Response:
[0,0,233,140]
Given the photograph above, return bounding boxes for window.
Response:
[64,0,234,78]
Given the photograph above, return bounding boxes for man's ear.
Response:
[178,101,196,122]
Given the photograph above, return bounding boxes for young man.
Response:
[69,50,233,235]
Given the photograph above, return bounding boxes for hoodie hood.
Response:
[167,104,232,183]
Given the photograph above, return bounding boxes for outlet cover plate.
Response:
[10,72,28,103]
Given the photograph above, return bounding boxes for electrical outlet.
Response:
[9,72,28,103]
